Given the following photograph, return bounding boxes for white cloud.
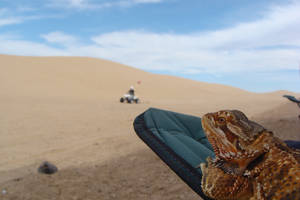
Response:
[47,0,164,9]
[0,6,52,27]
[0,36,69,56]
[69,0,85,6]
[0,18,23,26]
[0,8,23,26]
[41,31,79,47]
[15,6,37,12]
[0,14,58,27]
[201,2,300,49]
[47,0,112,9]
[89,1,300,73]
[132,0,162,3]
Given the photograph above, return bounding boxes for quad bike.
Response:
[120,94,139,104]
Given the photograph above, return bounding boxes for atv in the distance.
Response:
[120,94,139,104]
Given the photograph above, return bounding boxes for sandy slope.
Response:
[0,54,299,199]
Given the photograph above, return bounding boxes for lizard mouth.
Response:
[202,115,238,159]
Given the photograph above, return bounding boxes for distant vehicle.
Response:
[120,86,140,104]
[120,93,139,104]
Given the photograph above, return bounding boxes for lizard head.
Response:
[202,110,270,175]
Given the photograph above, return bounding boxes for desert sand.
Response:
[0,54,299,199]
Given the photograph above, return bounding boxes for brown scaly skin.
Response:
[200,110,300,200]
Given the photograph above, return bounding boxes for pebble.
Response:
[38,161,58,174]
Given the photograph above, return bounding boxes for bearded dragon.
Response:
[199,110,300,200]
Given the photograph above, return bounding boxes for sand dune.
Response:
[0,54,299,199]
[252,101,300,140]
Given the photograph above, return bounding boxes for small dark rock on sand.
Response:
[38,161,58,175]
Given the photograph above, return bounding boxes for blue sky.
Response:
[0,0,300,92]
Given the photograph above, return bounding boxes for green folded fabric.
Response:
[134,108,215,199]
[144,108,215,168]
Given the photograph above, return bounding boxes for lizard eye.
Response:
[218,117,226,123]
